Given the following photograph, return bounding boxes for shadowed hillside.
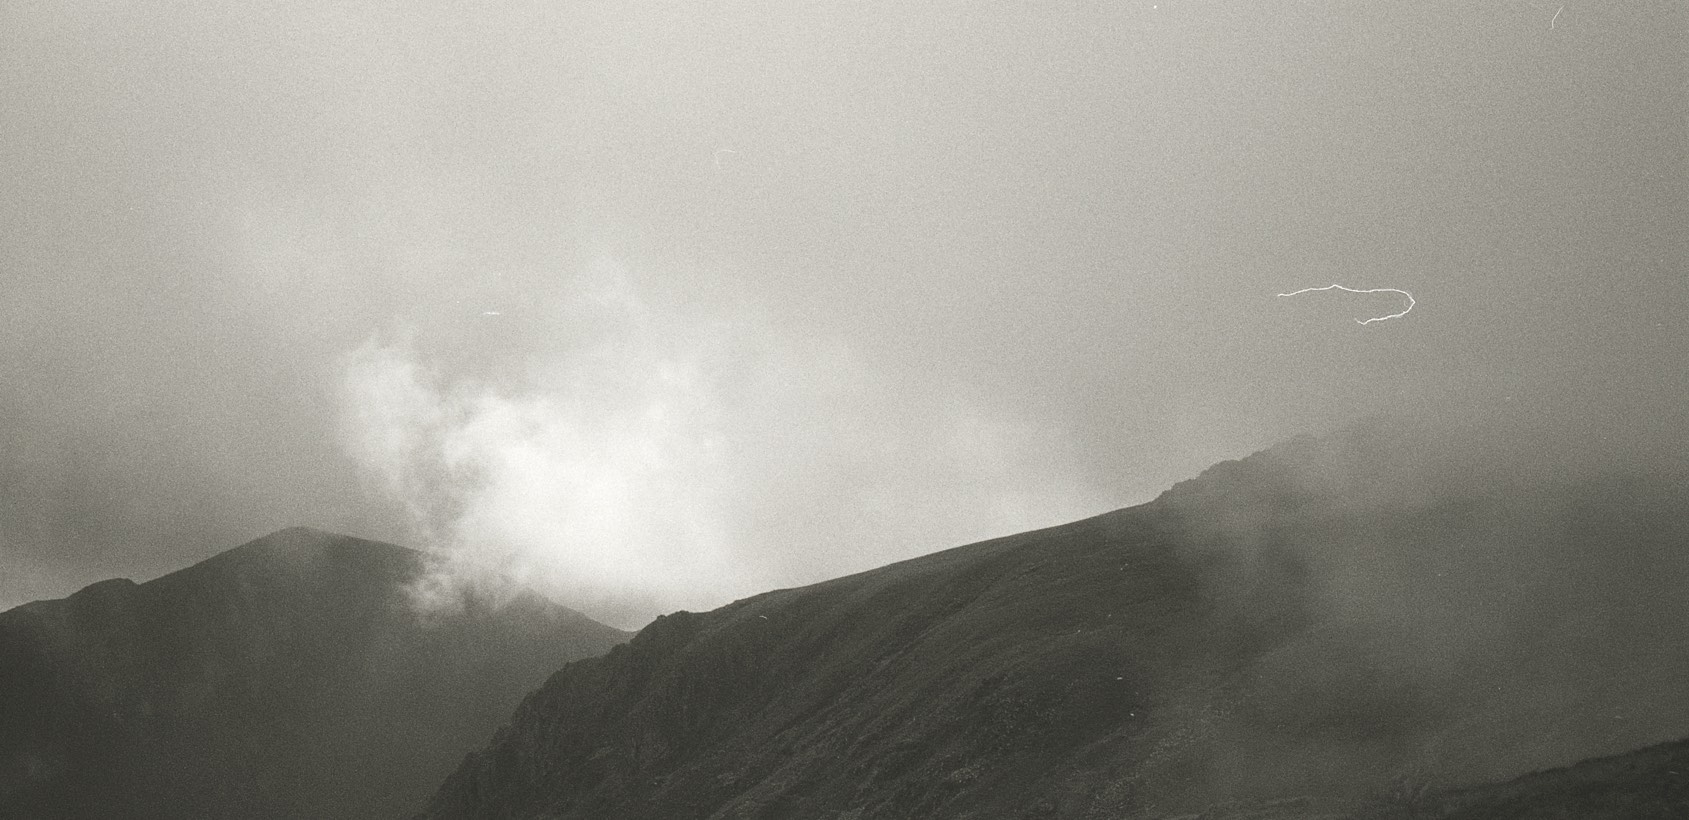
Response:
[1408,735,1689,819]
[420,423,1689,819]
[0,527,630,819]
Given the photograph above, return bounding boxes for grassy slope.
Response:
[423,500,1378,819]
[422,428,1689,820]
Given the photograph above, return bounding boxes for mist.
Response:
[1148,415,1689,798]
[4,0,1684,627]
[336,257,1108,627]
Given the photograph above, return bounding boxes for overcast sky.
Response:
[3,1,1684,626]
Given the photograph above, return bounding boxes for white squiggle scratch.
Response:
[1277,283,1416,325]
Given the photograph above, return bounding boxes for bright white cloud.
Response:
[337,258,1108,628]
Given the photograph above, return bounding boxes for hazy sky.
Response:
[3,1,1684,626]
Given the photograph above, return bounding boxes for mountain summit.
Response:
[419,423,1689,819]
[0,527,629,819]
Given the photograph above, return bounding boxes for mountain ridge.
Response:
[420,425,1689,819]
[0,527,630,819]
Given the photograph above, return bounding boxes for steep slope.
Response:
[1409,735,1689,819]
[421,424,1689,819]
[0,527,630,819]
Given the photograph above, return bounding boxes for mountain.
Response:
[419,423,1689,819]
[0,527,630,819]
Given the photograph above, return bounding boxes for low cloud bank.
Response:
[1152,415,1689,797]
[337,258,1108,628]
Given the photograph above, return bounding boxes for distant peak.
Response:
[225,527,348,560]
[259,525,341,541]
[240,526,400,556]
[139,528,425,593]
[70,576,138,600]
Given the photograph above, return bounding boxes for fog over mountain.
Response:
[4,1,1684,627]
[6,2,1687,817]
[417,422,1689,818]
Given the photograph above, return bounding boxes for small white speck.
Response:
[481,311,502,316]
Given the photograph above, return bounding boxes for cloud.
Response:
[1149,417,1689,792]
[337,257,1108,628]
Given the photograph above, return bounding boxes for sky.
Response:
[2,0,1684,627]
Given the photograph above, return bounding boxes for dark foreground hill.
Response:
[421,423,1689,819]
[1402,735,1689,819]
[0,527,629,819]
